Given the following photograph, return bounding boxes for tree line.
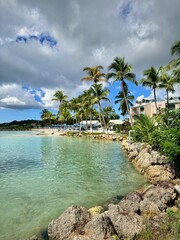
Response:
[41,39,180,130]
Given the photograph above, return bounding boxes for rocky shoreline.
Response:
[27,135,180,240]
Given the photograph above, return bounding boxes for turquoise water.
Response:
[0,131,147,240]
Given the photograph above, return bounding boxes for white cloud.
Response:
[0,0,179,112]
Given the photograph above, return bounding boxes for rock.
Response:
[118,200,140,214]
[140,198,161,218]
[142,186,177,211]
[81,213,116,240]
[145,165,175,182]
[128,150,139,160]
[108,210,144,239]
[174,184,180,194]
[146,212,167,229]
[122,191,142,203]
[88,206,104,216]
[134,152,152,172]
[48,205,91,240]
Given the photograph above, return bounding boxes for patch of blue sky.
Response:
[15,32,57,48]
[119,1,132,19]
[22,86,44,104]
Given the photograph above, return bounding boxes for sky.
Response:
[0,0,180,123]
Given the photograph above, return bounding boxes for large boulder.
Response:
[108,209,144,239]
[142,185,177,211]
[140,198,161,218]
[48,205,91,240]
[145,165,175,182]
[81,213,116,240]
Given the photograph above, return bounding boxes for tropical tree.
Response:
[115,86,134,117]
[52,90,68,116]
[132,114,157,143]
[139,66,160,114]
[107,57,137,126]
[40,109,56,126]
[81,65,106,84]
[103,106,119,128]
[159,67,175,116]
[171,40,180,83]
[90,83,110,130]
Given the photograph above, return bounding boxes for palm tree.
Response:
[171,39,180,57]
[159,67,175,115]
[40,109,56,126]
[132,114,157,143]
[171,40,180,83]
[81,65,106,84]
[52,90,68,115]
[107,57,137,126]
[115,86,134,117]
[139,67,160,114]
[90,83,110,130]
[103,106,119,128]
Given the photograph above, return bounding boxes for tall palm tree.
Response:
[171,40,180,83]
[81,65,106,84]
[90,83,110,130]
[115,87,134,117]
[107,57,137,126]
[159,67,175,117]
[52,90,68,115]
[139,66,160,114]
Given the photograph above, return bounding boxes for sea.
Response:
[0,131,147,240]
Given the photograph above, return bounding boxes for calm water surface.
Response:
[0,131,147,240]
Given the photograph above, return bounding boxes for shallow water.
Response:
[0,131,147,240]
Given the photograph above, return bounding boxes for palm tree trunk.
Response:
[154,88,158,115]
[121,82,133,126]
[98,102,103,129]
[166,89,169,126]
[99,102,107,131]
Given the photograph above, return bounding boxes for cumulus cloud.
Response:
[0,0,179,111]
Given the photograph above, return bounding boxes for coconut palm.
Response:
[90,83,110,130]
[103,106,119,128]
[159,67,175,114]
[107,57,137,126]
[139,67,160,114]
[171,40,180,83]
[52,90,68,115]
[171,39,180,57]
[40,109,56,126]
[81,65,106,84]
[115,86,134,117]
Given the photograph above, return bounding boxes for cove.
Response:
[0,131,147,240]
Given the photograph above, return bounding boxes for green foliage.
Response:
[135,210,180,240]
[132,114,156,143]
[132,110,180,166]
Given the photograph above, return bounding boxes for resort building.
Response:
[131,96,180,120]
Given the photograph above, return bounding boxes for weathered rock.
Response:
[140,198,161,218]
[108,209,144,239]
[128,150,139,160]
[81,213,116,240]
[88,206,104,216]
[145,165,175,182]
[134,152,152,172]
[142,185,177,211]
[118,200,140,214]
[122,191,142,203]
[48,205,91,240]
